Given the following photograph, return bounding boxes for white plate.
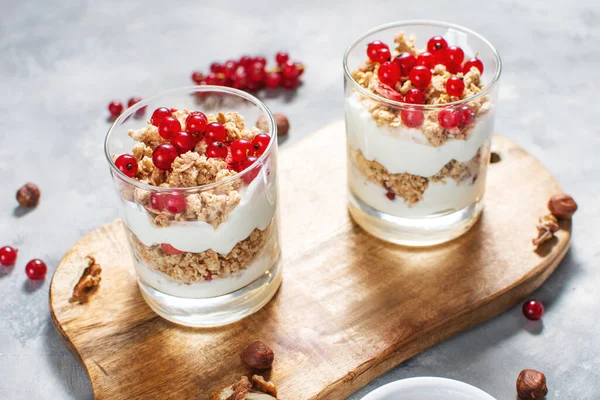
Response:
[361,377,497,400]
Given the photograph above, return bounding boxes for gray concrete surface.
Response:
[1,0,599,398]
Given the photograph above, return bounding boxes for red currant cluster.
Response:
[0,246,47,281]
[108,96,144,118]
[191,52,305,92]
[366,36,485,130]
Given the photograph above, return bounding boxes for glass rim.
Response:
[342,19,502,110]
[104,85,277,193]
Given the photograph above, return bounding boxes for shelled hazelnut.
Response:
[16,183,40,208]
[240,341,274,370]
[516,369,548,399]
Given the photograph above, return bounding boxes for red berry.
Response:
[377,61,401,86]
[458,106,475,127]
[150,107,172,126]
[446,62,462,74]
[374,82,403,102]
[231,67,249,89]
[170,108,178,113]
[281,61,300,79]
[446,46,465,65]
[416,52,435,69]
[385,190,395,201]
[115,154,138,178]
[253,56,267,66]
[158,116,181,140]
[427,36,448,53]
[152,144,178,170]
[294,62,305,77]
[248,61,266,82]
[282,78,299,89]
[265,72,282,88]
[223,60,238,79]
[185,112,208,142]
[522,299,544,320]
[239,56,253,68]
[367,41,389,62]
[204,122,227,143]
[191,71,204,84]
[0,246,17,267]
[205,72,222,85]
[373,48,391,63]
[149,193,165,210]
[446,76,465,97]
[171,131,195,154]
[463,57,484,74]
[160,243,185,255]
[404,89,425,104]
[206,141,228,159]
[252,134,271,156]
[210,62,224,73]
[433,50,448,67]
[246,81,261,92]
[127,96,142,108]
[164,193,186,214]
[438,108,460,129]
[275,52,289,65]
[401,108,424,128]
[409,65,432,90]
[108,100,123,117]
[394,52,417,76]
[231,138,253,161]
[25,259,47,280]
[237,156,260,184]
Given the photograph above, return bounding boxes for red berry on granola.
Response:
[427,36,448,53]
[171,131,196,154]
[238,156,260,184]
[394,52,417,77]
[158,116,182,140]
[150,107,172,126]
[232,138,253,162]
[152,144,178,170]
[207,141,228,159]
[463,57,484,74]
[446,76,465,97]
[409,65,432,90]
[377,61,401,86]
[416,52,435,69]
[367,41,389,63]
[446,46,465,65]
[401,108,424,128]
[438,108,460,129]
[404,89,425,104]
[164,193,187,214]
[252,134,271,156]
[204,122,227,144]
[185,112,208,140]
[115,154,138,178]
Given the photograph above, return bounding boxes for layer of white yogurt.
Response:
[348,163,486,218]
[345,92,494,176]
[123,174,277,254]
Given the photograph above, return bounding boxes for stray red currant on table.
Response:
[385,190,396,201]
[115,154,138,177]
[108,100,123,117]
[25,259,47,280]
[0,246,18,267]
[522,299,544,320]
[206,141,228,159]
[152,144,179,170]
[265,72,282,89]
[191,71,204,84]
[151,107,172,126]
[275,52,289,65]
[446,76,465,97]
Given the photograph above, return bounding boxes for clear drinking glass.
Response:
[104,86,281,327]
[343,20,502,246]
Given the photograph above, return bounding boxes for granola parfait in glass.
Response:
[344,21,502,246]
[104,86,281,327]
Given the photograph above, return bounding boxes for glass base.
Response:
[348,193,482,246]
[137,256,282,327]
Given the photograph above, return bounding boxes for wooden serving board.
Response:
[50,121,570,399]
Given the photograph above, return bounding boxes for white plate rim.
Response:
[360,377,497,400]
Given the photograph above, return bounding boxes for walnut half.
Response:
[70,256,102,303]
[532,214,559,247]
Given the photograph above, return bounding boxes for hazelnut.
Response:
[256,113,290,136]
[516,369,548,399]
[16,183,40,208]
[548,193,577,219]
[240,341,274,370]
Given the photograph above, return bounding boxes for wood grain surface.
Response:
[50,121,570,399]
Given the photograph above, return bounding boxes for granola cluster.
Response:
[350,31,492,146]
[352,148,483,204]
[131,222,273,283]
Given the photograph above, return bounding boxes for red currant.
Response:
[237,156,260,184]
[150,107,172,127]
[446,76,465,97]
[275,52,289,65]
[108,100,123,117]
[401,108,424,128]
[394,52,417,76]
[374,82,403,102]
[427,36,448,53]
[446,62,462,74]
[25,259,47,280]
[282,78,300,89]
[416,52,435,69]
[127,96,142,108]
[206,72,222,85]
[458,106,475,127]
[158,116,181,140]
[149,193,165,210]
[463,57,484,74]
[191,71,204,84]
[231,138,253,161]
[223,60,238,79]
[0,246,17,267]
[160,243,185,255]
[438,108,460,129]
[240,56,253,67]
[252,134,271,156]
[210,62,224,74]
[377,61,400,86]
[522,299,544,320]
[295,62,305,77]
[231,67,249,89]
[265,72,282,88]
[206,141,228,159]
[404,89,425,104]
[164,193,186,214]
[115,154,138,177]
[367,41,389,62]
[253,56,267,66]
[409,65,432,90]
[185,112,208,142]
[152,144,178,170]
[248,61,266,82]
[281,61,300,79]
[446,45,465,65]
[171,131,195,154]
[385,190,395,201]
[246,81,261,92]
[204,122,227,143]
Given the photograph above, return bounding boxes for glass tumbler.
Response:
[343,20,502,246]
[104,86,281,327]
